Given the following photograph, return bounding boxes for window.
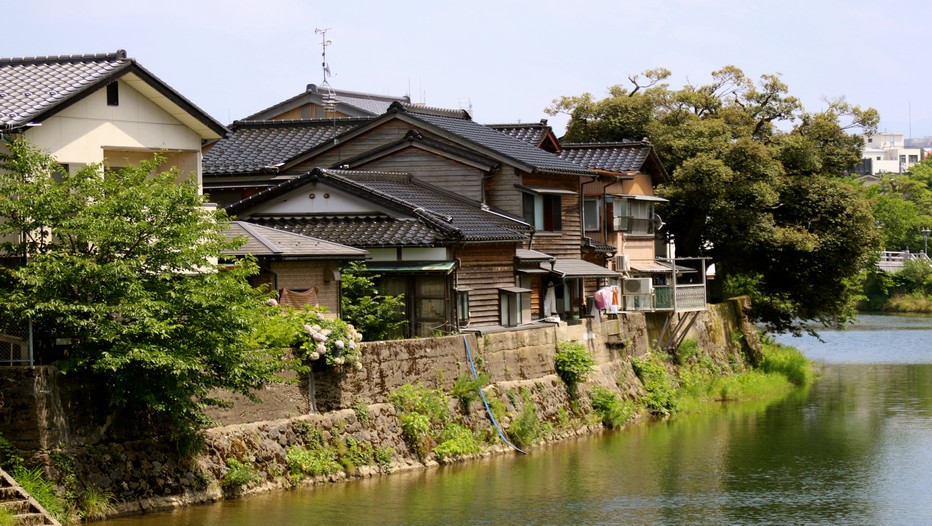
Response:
[523,192,562,232]
[909,155,919,164]
[499,287,530,327]
[583,198,600,232]
[613,197,657,235]
[106,82,119,106]
[456,289,470,326]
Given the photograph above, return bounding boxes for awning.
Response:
[629,260,698,273]
[618,194,668,203]
[543,259,622,279]
[516,248,555,262]
[516,184,578,195]
[364,261,456,274]
[498,286,532,294]
[628,260,670,273]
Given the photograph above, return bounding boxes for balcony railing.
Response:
[619,257,709,313]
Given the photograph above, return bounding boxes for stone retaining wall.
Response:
[0,298,759,516]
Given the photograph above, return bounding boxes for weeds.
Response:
[554,341,595,397]
[589,386,633,429]
[221,458,257,495]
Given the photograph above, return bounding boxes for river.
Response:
[103,313,932,525]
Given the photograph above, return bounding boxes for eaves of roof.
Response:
[333,129,499,172]
[281,102,598,178]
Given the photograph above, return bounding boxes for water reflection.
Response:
[103,315,932,525]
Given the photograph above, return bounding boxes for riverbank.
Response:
[0,298,813,523]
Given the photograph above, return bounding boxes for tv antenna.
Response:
[315,28,337,112]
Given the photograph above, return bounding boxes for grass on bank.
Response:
[661,338,815,415]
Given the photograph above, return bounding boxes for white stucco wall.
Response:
[21,78,204,181]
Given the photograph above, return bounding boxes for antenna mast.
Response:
[314,28,337,114]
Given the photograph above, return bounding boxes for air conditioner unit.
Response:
[614,254,630,272]
[624,277,653,295]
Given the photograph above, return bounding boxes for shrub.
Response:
[254,306,364,371]
[554,341,595,396]
[352,401,370,427]
[286,444,341,478]
[221,458,257,495]
[374,447,395,468]
[340,262,407,341]
[589,386,632,429]
[336,437,375,473]
[673,338,700,365]
[507,397,551,449]
[631,352,678,416]
[451,372,489,413]
[434,423,481,461]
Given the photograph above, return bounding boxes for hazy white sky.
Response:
[4,0,929,137]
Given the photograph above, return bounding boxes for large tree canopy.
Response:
[0,139,282,440]
[548,67,882,334]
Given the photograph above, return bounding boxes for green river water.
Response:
[101,314,932,525]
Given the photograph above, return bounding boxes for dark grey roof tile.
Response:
[558,141,652,173]
[203,118,372,175]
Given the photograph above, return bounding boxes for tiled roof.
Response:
[227,168,530,246]
[489,122,552,147]
[203,118,371,175]
[249,216,442,248]
[0,49,225,136]
[558,141,652,174]
[244,84,410,120]
[330,170,530,242]
[0,51,129,127]
[223,221,368,258]
[388,103,593,176]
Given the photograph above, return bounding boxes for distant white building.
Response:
[859,132,927,176]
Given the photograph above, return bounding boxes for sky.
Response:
[4,0,931,138]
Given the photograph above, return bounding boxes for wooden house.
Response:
[222,221,368,315]
[225,168,532,336]
[0,49,226,187]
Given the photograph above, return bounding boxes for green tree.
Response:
[0,138,282,442]
[549,67,882,334]
[340,261,406,341]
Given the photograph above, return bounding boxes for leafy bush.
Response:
[340,262,407,341]
[507,395,551,449]
[589,386,632,429]
[433,423,481,461]
[673,338,700,365]
[451,372,489,413]
[631,352,678,416]
[253,306,364,370]
[389,382,451,459]
[554,341,595,396]
[221,458,257,495]
[374,447,395,468]
[286,444,341,478]
[336,437,375,473]
[352,401,370,426]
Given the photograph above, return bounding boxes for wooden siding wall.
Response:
[484,165,523,217]
[356,149,484,202]
[453,243,518,328]
[290,121,416,172]
[521,173,583,259]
